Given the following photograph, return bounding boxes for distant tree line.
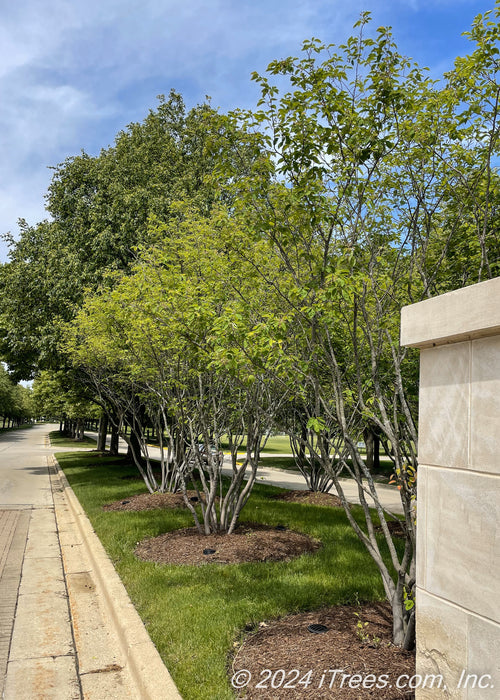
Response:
[0,364,33,428]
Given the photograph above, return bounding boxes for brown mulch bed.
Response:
[272,490,344,507]
[232,602,415,699]
[102,490,204,511]
[135,522,321,566]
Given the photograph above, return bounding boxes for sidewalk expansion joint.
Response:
[9,653,76,662]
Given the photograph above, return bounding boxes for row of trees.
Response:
[1,6,500,647]
[0,364,33,427]
[30,370,99,439]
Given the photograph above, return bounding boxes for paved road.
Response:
[0,425,54,507]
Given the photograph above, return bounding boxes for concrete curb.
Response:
[52,455,182,700]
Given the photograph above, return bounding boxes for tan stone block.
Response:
[416,590,467,699]
[415,465,429,589]
[418,344,470,469]
[465,614,500,699]
[401,276,500,348]
[470,337,500,474]
[424,468,500,624]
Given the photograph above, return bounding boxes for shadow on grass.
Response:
[49,430,97,448]
[0,424,35,441]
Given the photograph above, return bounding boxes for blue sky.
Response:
[0,0,495,262]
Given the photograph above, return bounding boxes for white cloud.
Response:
[0,0,488,264]
[0,174,51,262]
[0,0,360,259]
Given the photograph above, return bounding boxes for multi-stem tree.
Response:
[67,205,285,534]
[226,8,500,647]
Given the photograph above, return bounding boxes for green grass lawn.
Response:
[49,430,97,449]
[0,422,34,434]
[258,455,298,470]
[257,455,395,483]
[220,434,293,454]
[229,436,395,480]
[56,450,396,700]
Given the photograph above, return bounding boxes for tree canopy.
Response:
[0,91,265,380]
[0,363,33,425]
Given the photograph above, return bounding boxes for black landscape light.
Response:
[203,548,216,555]
[307,624,329,634]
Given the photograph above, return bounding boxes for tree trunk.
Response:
[364,428,374,470]
[127,426,142,461]
[364,428,380,472]
[373,432,380,472]
[109,424,119,455]
[97,415,108,451]
[76,418,84,441]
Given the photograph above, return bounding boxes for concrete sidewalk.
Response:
[0,426,181,700]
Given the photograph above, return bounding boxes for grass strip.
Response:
[0,423,34,434]
[49,430,97,449]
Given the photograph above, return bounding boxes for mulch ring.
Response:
[102,490,204,512]
[272,490,344,508]
[232,601,415,699]
[135,522,321,566]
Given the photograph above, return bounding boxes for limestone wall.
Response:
[401,277,500,699]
